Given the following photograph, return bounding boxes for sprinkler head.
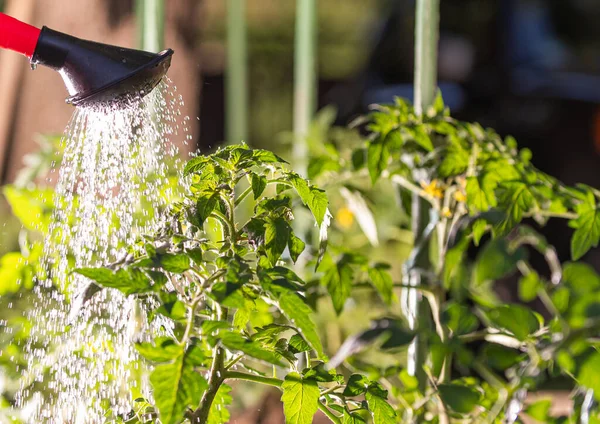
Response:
[0,13,173,108]
[32,27,174,108]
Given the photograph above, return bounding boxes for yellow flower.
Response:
[420,180,444,199]
[453,190,467,203]
[442,207,452,218]
[336,207,354,229]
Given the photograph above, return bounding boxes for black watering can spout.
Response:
[0,12,174,108]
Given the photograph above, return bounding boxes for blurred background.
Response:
[1,0,599,268]
[0,0,599,421]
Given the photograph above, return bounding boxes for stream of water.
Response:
[16,79,190,422]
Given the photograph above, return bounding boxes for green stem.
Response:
[404,0,440,395]
[226,0,248,143]
[293,0,317,176]
[224,371,341,424]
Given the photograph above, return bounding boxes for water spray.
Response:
[0,12,173,107]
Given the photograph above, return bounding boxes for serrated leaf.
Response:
[410,126,433,151]
[281,372,320,424]
[74,267,152,295]
[439,138,469,177]
[343,411,367,424]
[494,182,535,236]
[251,173,268,200]
[343,374,369,397]
[219,331,284,366]
[570,206,600,260]
[253,149,287,164]
[466,176,495,214]
[367,138,389,184]
[322,257,354,314]
[486,304,541,341]
[288,334,311,353]
[264,217,291,266]
[368,263,393,305]
[136,337,183,363]
[183,156,210,176]
[288,233,306,263]
[438,384,481,414]
[150,348,208,424]
[194,191,220,226]
[158,253,191,273]
[365,389,397,424]
[277,291,324,358]
[207,384,233,424]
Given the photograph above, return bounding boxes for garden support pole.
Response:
[405,0,440,392]
[135,0,164,52]
[293,0,317,176]
[226,0,248,144]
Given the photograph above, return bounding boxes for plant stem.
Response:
[224,371,342,424]
[191,307,227,423]
[226,0,248,144]
[404,0,440,396]
[293,0,317,176]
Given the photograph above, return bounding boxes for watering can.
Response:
[0,12,173,107]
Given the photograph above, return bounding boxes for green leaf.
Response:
[219,331,284,366]
[525,399,551,422]
[465,176,496,214]
[486,304,541,341]
[367,137,389,184]
[207,384,233,424]
[288,334,311,354]
[183,156,210,176]
[308,156,341,179]
[0,252,30,295]
[442,303,478,336]
[74,267,152,295]
[252,149,287,164]
[288,233,306,263]
[277,291,324,358]
[578,352,600,401]
[367,263,393,305]
[409,126,434,151]
[264,217,291,266]
[494,181,535,236]
[570,206,600,260]
[158,253,191,273]
[150,347,208,424]
[251,173,268,200]
[365,387,397,424]
[4,186,54,233]
[192,190,221,227]
[343,374,369,397]
[438,383,481,414]
[439,138,469,178]
[135,337,183,363]
[281,373,320,424]
[343,411,367,424]
[475,238,526,284]
[322,257,354,314]
[518,271,542,302]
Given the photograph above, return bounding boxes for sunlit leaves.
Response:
[150,347,208,424]
[367,136,389,184]
[207,384,232,424]
[570,202,600,260]
[219,331,284,366]
[251,173,267,200]
[486,304,542,341]
[475,238,526,284]
[276,291,324,358]
[365,384,396,424]
[136,337,183,363]
[74,267,152,295]
[281,373,320,424]
[494,182,535,236]
[264,217,291,267]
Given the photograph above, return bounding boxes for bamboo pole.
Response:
[135,0,164,52]
[405,0,440,391]
[293,0,317,176]
[226,0,248,144]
